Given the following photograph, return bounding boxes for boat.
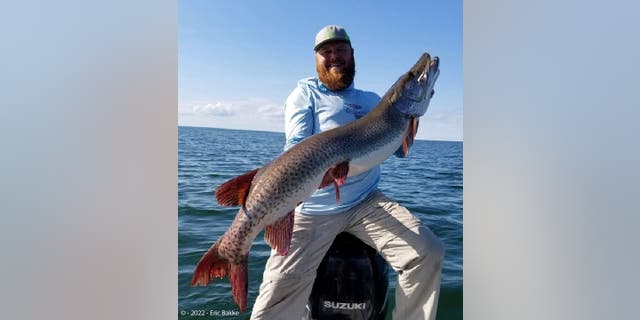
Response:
[303,232,389,320]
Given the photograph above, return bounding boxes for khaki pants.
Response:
[250,190,445,320]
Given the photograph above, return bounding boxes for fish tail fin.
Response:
[191,240,228,286]
[229,261,248,312]
[191,239,249,312]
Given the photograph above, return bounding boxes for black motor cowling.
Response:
[303,232,389,320]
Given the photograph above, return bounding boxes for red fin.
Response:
[190,240,249,312]
[395,117,419,158]
[229,262,248,312]
[332,161,349,186]
[215,168,259,206]
[191,240,227,286]
[264,211,295,256]
[410,117,419,146]
[319,173,332,189]
[319,161,350,204]
[333,181,341,203]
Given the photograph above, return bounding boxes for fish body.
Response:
[191,53,440,312]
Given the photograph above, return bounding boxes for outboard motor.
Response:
[303,232,389,320]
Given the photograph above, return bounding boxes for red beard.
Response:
[316,55,356,91]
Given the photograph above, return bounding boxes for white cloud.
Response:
[257,104,284,120]
[179,98,285,133]
[193,102,235,116]
[187,99,283,120]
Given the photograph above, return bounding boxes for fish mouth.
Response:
[412,56,439,99]
[417,69,429,84]
[395,54,440,116]
[416,57,438,85]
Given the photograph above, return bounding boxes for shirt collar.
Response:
[317,79,355,93]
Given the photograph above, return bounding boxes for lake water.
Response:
[178,126,462,319]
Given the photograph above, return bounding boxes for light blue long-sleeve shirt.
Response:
[284,77,382,215]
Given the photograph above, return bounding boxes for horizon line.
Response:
[178,124,463,143]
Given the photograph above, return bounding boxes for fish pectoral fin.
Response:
[332,161,350,186]
[318,161,350,204]
[215,168,259,206]
[264,211,295,256]
[394,117,419,158]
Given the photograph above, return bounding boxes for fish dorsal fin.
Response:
[215,168,259,206]
[264,210,295,256]
[319,161,350,204]
[394,117,419,158]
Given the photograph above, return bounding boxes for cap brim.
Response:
[314,39,351,51]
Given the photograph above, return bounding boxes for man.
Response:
[250,25,444,320]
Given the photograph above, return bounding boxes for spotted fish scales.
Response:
[191,53,440,312]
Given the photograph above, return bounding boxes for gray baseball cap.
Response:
[314,25,351,51]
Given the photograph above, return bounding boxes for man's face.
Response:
[315,41,355,91]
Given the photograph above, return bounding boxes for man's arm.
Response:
[284,85,314,151]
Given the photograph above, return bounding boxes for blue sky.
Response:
[179,0,462,141]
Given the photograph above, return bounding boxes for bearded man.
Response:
[250,25,445,320]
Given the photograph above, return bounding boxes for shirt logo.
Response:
[344,103,367,119]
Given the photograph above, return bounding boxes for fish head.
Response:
[390,53,440,117]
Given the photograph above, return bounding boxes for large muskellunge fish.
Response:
[191,53,440,312]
